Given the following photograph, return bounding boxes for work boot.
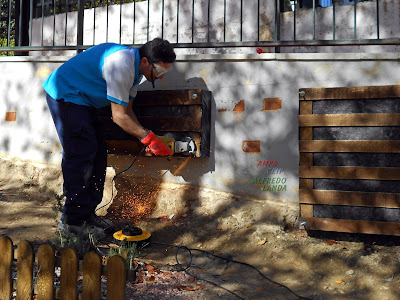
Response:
[58,219,106,240]
[87,214,114,233]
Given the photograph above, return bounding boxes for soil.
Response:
[1,156,400,299]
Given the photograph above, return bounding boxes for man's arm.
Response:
[110,100,148,140]
[110,100,173,156]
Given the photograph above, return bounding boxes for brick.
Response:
[262,98,282,111]
[5,111,16,122]
[242,141,260,153]
[233,100,245,112]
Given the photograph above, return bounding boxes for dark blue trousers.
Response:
[46,93,108,225]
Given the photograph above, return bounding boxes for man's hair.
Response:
[139,38,176,64]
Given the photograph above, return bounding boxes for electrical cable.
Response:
[186,268,245,299]
[172,245,245,300]
[152,242,313,300]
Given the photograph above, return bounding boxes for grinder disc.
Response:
[113,226,151,242]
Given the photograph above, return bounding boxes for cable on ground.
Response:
[152,241,313,300]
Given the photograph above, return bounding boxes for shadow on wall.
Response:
[0,62,61,164]
[108,58,302,233]
[107,75,216,223]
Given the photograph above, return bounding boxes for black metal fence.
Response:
[1,0,399,56]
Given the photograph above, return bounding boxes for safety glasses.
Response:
[150,63,170,88]
[152,63,170,78]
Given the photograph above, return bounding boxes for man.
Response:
[43,38,176,239]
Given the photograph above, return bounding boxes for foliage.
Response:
[0,1,15,56]
[51,227,99,259]
[0,0,147,56]
[51,193,65,219]
[50,191,101,259]
[0,38,14,56]
[109,239,145,270]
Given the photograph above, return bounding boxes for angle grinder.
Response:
[113,225,151,246]
[147,135,197,156]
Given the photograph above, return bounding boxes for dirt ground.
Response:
[1,157,400,299]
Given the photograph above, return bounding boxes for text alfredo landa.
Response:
[253,160,286,191]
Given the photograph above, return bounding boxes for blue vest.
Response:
[42,43,142,108]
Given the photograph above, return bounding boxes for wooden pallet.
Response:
[299,85,400,235]
[98,89,212,157]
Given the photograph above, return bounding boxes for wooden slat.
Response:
[83,252,102,300]
[299,85,400,101]
[137,105,201,116]
[300,140,400,153]
[106,140,143,155]
[134,90,202,106]
[139,116,202,131]
[299,179,313,190]
[300,189,400,208]
[299,113,400,127]
[0,236,13,300]
[60,248,78,300]
[103,116,202,136]
[299,127,313,140]
[299,101,313,140]
[37,244,55,300]
[17,240,34,300]
[298,96,312,219]
[300,166,400,180]
[301,204,313,218]
[299,100,313,114]
[299,100,313,187]
[107,256,126,300]
[303,217,400,235]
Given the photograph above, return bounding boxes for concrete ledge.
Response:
[0,56,74,63]
[178,53,400,62]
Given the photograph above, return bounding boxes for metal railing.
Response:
[1,0,399,55]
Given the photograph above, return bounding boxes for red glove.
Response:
[141,131,173,156]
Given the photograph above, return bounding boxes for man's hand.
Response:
[141,131,173,156]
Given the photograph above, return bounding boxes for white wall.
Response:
[1,53,400,206]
